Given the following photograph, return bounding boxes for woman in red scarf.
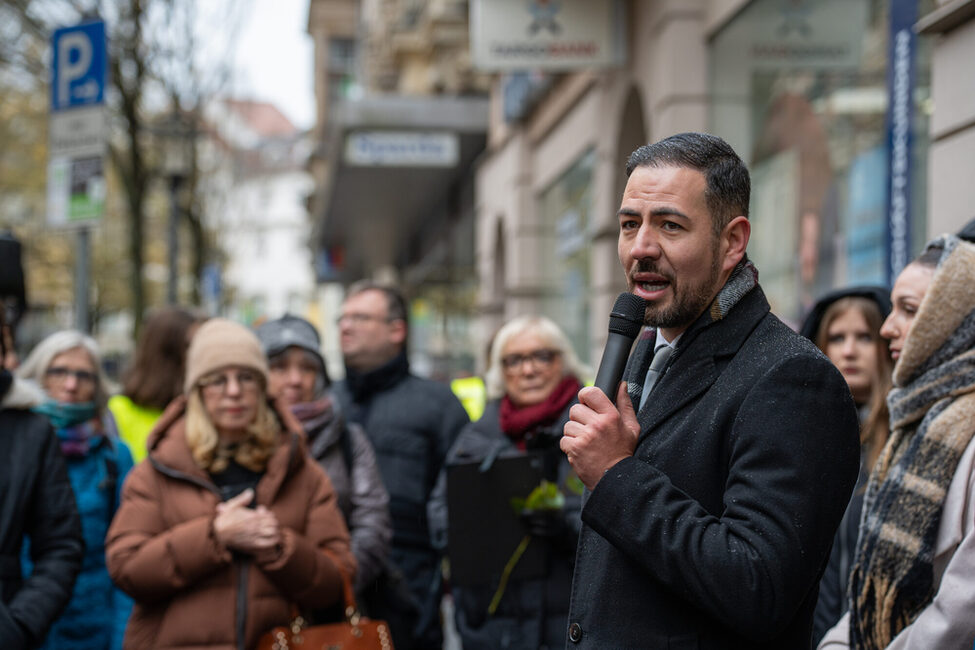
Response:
[431,315,589,650]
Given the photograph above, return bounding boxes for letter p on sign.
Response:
[50,20,106,111]
[58,33,92,108]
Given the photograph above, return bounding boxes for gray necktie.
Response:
[639,345,673,411]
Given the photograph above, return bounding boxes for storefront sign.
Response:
[748,0,867,70]
[885,0,917,285]
[470,0,624,71]
[344,131,459,167]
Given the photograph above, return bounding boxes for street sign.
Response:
[48,19,108,227]
[51,20,107,110]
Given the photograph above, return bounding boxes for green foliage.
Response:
[509,479,564,515]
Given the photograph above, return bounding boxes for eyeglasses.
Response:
[45,366,97,385]
[335,313,393,326]
[501,349,560,371]
[198,370,261,395]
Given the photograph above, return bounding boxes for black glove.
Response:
[519,508,567,538]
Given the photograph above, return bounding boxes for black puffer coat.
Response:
[335,351,468,648]
[0,372,84,649]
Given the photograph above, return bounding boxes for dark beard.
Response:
[636,255,722,330]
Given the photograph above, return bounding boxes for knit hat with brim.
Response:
[799,286,892,341]
[255,314,329,386]
[184,318,269,393]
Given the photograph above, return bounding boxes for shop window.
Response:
[710,0,931,326]
[537,148,595,364]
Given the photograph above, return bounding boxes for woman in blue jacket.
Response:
[18,330,134,650]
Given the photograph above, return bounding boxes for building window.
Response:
[537,148,595,364]
[328,37,357,101]
[710,0,931,326]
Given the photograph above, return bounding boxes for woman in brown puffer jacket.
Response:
[105,319,356,650]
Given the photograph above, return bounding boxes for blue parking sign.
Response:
[50,20,107,111]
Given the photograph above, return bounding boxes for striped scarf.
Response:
[849,236,975,649]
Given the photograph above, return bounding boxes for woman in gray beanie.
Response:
[256,315,398,629]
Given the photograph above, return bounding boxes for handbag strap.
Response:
[294,549,360,624]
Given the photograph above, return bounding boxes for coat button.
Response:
[568,622,583,643]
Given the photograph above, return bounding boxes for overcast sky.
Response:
[231,0,314,130]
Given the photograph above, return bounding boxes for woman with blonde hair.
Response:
[431,315,590,649]
[17,330,134,650]
[105,318,355,649]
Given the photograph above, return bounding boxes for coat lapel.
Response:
[637,354,718,437]
[634,287,771,441]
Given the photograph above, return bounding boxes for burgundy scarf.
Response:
[500,376,581,449]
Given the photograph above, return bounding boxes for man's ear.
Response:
[389,319,407,346]
[720,216,750,273]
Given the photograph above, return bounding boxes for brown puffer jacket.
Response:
[106,397,356,650]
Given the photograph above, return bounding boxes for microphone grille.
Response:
[608,292,646,338]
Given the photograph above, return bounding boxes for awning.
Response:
[313,94,489,283]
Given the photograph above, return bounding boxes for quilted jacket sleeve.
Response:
[105,462,232,604]
[257,463,356,610]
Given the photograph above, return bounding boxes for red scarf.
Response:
[499,376,581,449]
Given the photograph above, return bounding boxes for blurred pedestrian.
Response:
[819,236,975,649]
[431,315,589,649]
[108,306,204,462]
[800,287,893,645]
[560,132,860,648]
[0,310,84,650]
[256,315,392,599]
[334,281,469,649]
[17,330,135,650]
[106,318,356,649]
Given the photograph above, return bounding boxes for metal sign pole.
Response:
[49,19,107,333]
[167,177,180,304]
[75,227,90,332]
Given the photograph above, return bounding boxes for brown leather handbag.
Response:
[257,566,394,650]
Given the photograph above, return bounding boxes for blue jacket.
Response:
[23,420,134,650]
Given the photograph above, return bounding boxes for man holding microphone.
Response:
[561,133,860,648]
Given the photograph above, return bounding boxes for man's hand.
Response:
[561,382,641,490]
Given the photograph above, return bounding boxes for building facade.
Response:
[305,0,972,376]
[475,0,965,370]
[202,99,317,324]
[918,0,975,236]
[306,0,491,379]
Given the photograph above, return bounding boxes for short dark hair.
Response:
[346,280,409,328]
[626,132,750,237]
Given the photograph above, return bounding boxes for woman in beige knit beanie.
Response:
[106,317,355,649]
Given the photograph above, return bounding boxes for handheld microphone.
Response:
[593,292,647,404]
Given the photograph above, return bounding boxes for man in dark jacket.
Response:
[560,132,861,649]
[334,281,469,649]
[0,315,84,649]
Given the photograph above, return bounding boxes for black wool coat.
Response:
[565,285,860,649]
[0,382,84,649]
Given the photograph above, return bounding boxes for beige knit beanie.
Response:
[184,318,269,393]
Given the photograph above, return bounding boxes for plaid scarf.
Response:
[627,257,758,408]
[850,236,975,649]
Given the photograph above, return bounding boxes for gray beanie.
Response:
[255,315,329,385]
